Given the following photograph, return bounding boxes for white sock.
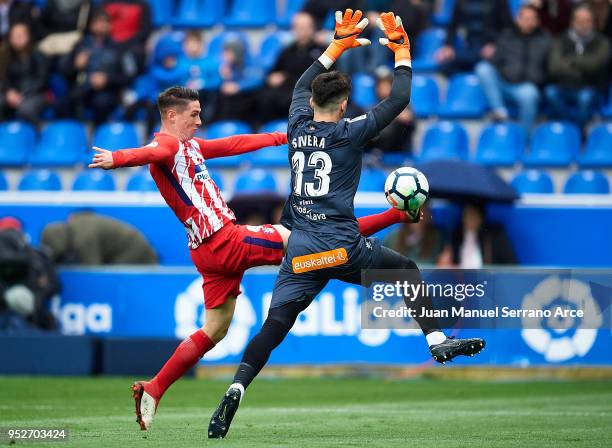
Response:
[229,383,245,403]
[426,331,447,347]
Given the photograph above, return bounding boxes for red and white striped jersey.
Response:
[112,131,287,248]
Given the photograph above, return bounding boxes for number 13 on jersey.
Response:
[292,151,332,197]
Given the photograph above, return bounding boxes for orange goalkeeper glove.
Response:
[377,12,411,67]
[320,9,370,68]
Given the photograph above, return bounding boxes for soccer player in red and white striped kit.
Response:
[89,86,416,431]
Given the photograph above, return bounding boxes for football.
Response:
[384,167,430,217]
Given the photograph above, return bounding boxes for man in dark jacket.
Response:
[435,0,513,75]
[256,12,324,123]
[0,22,48,124]
[475,5,550,133]
[545,4,611,129]
[0,0,38,42]
[41,211,158,265]
[63,9,133,124]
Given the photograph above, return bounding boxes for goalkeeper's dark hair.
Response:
[157,86,200,114]
[311,71,351,110]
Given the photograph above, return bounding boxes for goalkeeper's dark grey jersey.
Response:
[280,61,413,237]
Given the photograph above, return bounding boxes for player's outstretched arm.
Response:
[369,12,413,131]
[290,9,369,117]
[90,136,178,169]
[196,132,288,160]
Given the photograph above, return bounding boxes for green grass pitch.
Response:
[0,377,611,447]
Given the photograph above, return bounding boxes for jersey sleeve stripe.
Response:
[160,165,194,207]
[242,236,284,250]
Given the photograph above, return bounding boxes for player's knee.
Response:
[202,317,232,343]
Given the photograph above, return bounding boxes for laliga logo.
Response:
[174,278,256,360]
[521,276,602,362]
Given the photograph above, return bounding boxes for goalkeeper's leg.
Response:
[208,299,308,438]
[375,247,485,363]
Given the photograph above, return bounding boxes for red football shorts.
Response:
[189,222,284,309]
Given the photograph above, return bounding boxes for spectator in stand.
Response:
[475,5,551,133]
[545,4,611,130]
[0,0,38,43]
[125,33,186,136]
[0,218,60,333]
[180,30,215,92]
[179,30,218,122]
[527,0,573,35]
[0,23,48,124]
[438,203,517,268]
[391,0,434,47]
[302,0,366,32]
[435,0,513,76]
[101,0,151,72]
[585,0,612,42]
[38,0,91,55]
[257,12,324,123]
[41,211,158,265]
[63,9,133,124]
[367,69,415,154]
[383,206,443,266]
[211,39,263,125]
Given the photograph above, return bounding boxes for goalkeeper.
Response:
[207,9,485,439]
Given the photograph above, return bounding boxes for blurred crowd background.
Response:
[0,0,610,335]
[0,1,609,180]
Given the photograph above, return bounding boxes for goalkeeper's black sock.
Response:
[232,300,307,389]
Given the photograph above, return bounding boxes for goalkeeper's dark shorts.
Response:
[269,229,384,309]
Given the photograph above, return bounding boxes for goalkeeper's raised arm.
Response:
[289,9,370,119]
[367,12,413,134]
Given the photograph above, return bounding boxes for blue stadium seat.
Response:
[382,153,411,167]
[411,75,440,117]
[474,122,524,166]
[0,171,7,190]
[0,121,36,166]
[260,120,288,134]
[351,73,377,109]
[601,84,612,118]
[358,169,387,192]
[248,145,289,167]
[204,121,252,168]
[207,31,252,65]
[72,170,116,191]
[259,31,292,73]
[151,0,174,27]
[438,73,487,118]
[420,121,469,161]
[412,28,446,72]
[511,170,554,194]
[234,168,277,194]
[432,0,456,26]
[224,0,276,28]
[29,120,88,167]
[277,0,306,28]
[249,121,288,168]
[563,170,610,194]
[126,169,157,192]
[206,120,252,138]
[523,121,579,167]
[18,169,62,191]
[173,0,224,28]
[578,123,612,168]
[209,170,224,191]
[93,122,140,152]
